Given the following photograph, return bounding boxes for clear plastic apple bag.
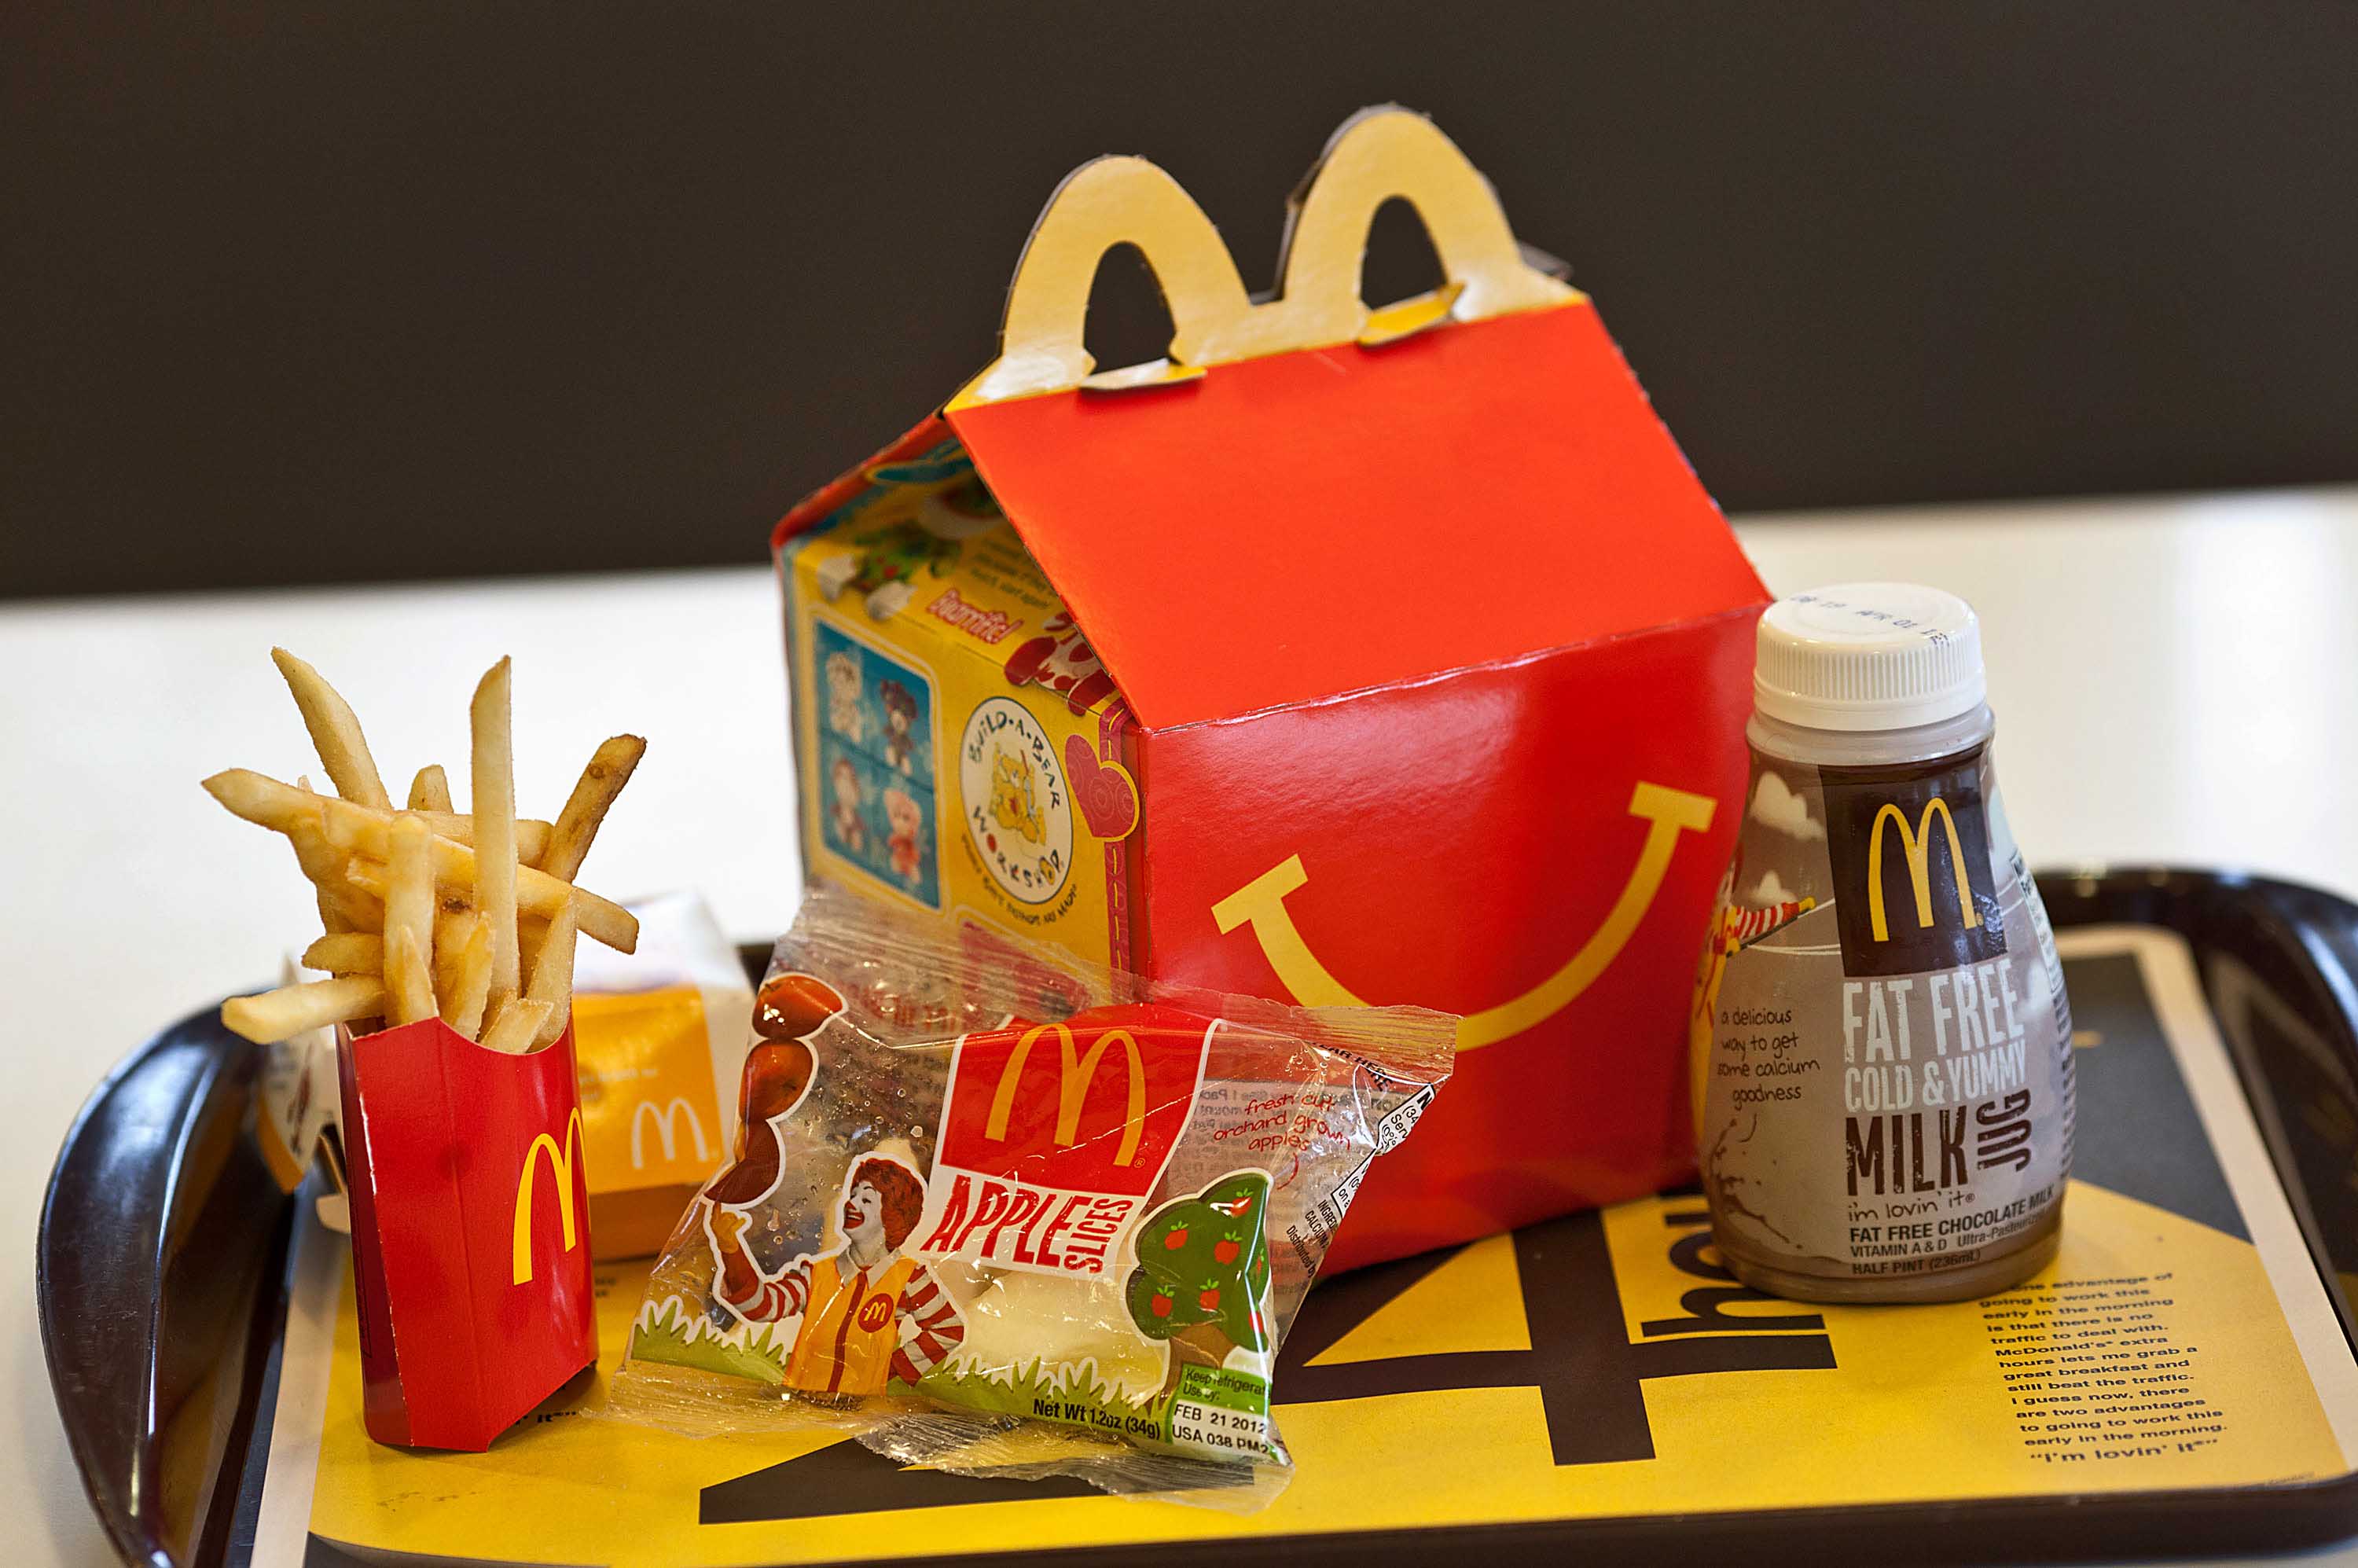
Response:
[606,885,1456,1507]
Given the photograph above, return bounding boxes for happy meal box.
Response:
[336,1015,598,1450]
[775,107,1769,1271]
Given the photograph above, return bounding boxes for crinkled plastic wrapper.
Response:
[607,887,1456,1507]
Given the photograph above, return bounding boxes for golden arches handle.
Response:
[957,157,1255,407]
[951,108,1581,410]
[1276,106,1576,351]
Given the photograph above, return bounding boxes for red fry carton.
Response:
[335,1015,598,1450]
[259,892,756,1262]
[773,107,1767,1271]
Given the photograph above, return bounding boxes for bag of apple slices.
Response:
[608,885,1455,1506]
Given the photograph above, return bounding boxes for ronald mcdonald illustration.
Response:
[707,1152,967,1398]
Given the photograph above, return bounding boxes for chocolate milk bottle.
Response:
[1692,584,2073,1302]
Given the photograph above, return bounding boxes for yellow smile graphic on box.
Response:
[1213,782,1716,1052]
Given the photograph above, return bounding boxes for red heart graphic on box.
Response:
[1063,733,1139,839]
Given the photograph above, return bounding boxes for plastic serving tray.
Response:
[42,869,2358,1568]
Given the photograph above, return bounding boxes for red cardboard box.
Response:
[336,1015,599,1449]
[774,108,1767,1271]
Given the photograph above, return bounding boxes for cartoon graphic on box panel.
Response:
[958,696,1072,906]
[824,652,865,744]
[879,680,920,773]
[990,750,1045,843]
[811,619,940,908]
[1003,609,1118,716]
[883,787,924,882]
[827,757,867,854]
[813,443,1008,622]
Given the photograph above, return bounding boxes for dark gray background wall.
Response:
[6,2,2355,598]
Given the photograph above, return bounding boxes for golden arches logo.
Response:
[982,1022,1147,1166]
[1212,782,1715,1052]
[629,1096,712,1170]
[1866,797,1981,942]
[512,1107,585,1286]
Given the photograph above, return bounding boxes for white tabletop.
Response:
[9,485,2355,1566]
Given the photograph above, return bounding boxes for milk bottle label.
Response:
[1695,745,2074,1283]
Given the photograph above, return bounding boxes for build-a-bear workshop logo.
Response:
[960,696,1071,906]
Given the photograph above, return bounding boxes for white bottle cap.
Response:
[1754,582,1986,732]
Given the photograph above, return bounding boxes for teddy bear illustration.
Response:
[824,652,865,743]
[878,679,919,774]
[1001,610,1118,716]
[988,748,1045,844]
[882,786,924,883]
[829,756,867,853]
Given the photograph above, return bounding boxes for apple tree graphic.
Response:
[1125,1172,1274,1394]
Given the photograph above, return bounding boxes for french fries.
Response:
[343,852,637,953]
[207,651,642,1052]
[471,659,521,1012]
[540,736,645,879]
[286,813,380,934]
[522,900,578,1051]
[407,764,453,813]
[204,771,550,861]
[384,927,436,1028]
[383,815,438,1026]
[429,811,553,863]
[432,902,479,994]
[479,997,553,1056]
[222,975,387,1045]
[272,648,391,810]
[301,932,383,975]
[206,771,634,951]
[441,915,494,1037]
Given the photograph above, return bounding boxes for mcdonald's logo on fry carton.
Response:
[914,1004,1212,1279]
[773,108,1772,1272]
[512,1108,586,1285]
